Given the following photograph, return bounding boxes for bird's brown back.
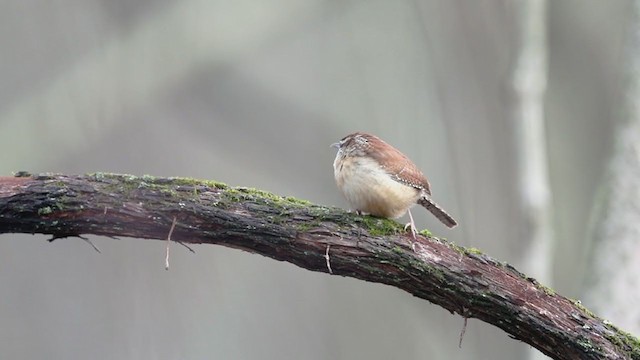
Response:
[349,132,432,195]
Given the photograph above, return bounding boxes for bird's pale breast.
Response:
[334,155,420,218]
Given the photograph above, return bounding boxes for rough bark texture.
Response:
[0,173,638,360]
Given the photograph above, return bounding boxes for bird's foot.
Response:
[403,222,418,239]
[405,209,419,251]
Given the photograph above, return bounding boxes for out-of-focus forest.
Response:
[0,1,637,359]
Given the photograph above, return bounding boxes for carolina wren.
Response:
[332,132,457,236]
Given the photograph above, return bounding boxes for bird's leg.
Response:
[404,209,418,239]
[356,209,363,247]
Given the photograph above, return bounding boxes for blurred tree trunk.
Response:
[582,0,640,336]
[510,1,553,358]
[513,0,552,282]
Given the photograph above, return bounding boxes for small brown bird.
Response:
[331,132,457,236]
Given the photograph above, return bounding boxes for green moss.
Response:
[576,336,595,352]
[286,205,404,236]
[562,299,640,357]
[166,177,228,189]
[82,173,417,236]
[294,222,314,233]
[538,285,556,296]
[93,175,213,202]
[219,187,313,212]
[571,299,596,318]
[160,188,178,197]
[292,207,339,232]
[121,174,138,182]
[89,172,136,183]
[418,229,432,237]
[38,207,53,215]
[465,247,484,255]
[392,246,405,254]
[89,175,304,207]
[448,242,476,256]
[236,187,301,205]
[410,260,446,282]
[285,196,312,206]
[358,215,403,236]
[604,327,640,357]
[221,188,245,203]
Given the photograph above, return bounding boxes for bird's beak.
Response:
[330,142,340,149]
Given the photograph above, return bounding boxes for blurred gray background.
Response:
[0,1,633,359]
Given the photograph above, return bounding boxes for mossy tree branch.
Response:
[0,173,638,359]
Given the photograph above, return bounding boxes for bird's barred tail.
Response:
[418,197,458,228]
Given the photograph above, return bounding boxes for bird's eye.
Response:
[355,136,368,146]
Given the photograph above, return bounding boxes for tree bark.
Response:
[0,173,638,360]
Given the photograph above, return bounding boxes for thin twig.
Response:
[459,308,469,348]
[81,236,101,254]
[176,241,196,253]
[325,244,333,274]
[165,216,177,270]
[48,234,101,253]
